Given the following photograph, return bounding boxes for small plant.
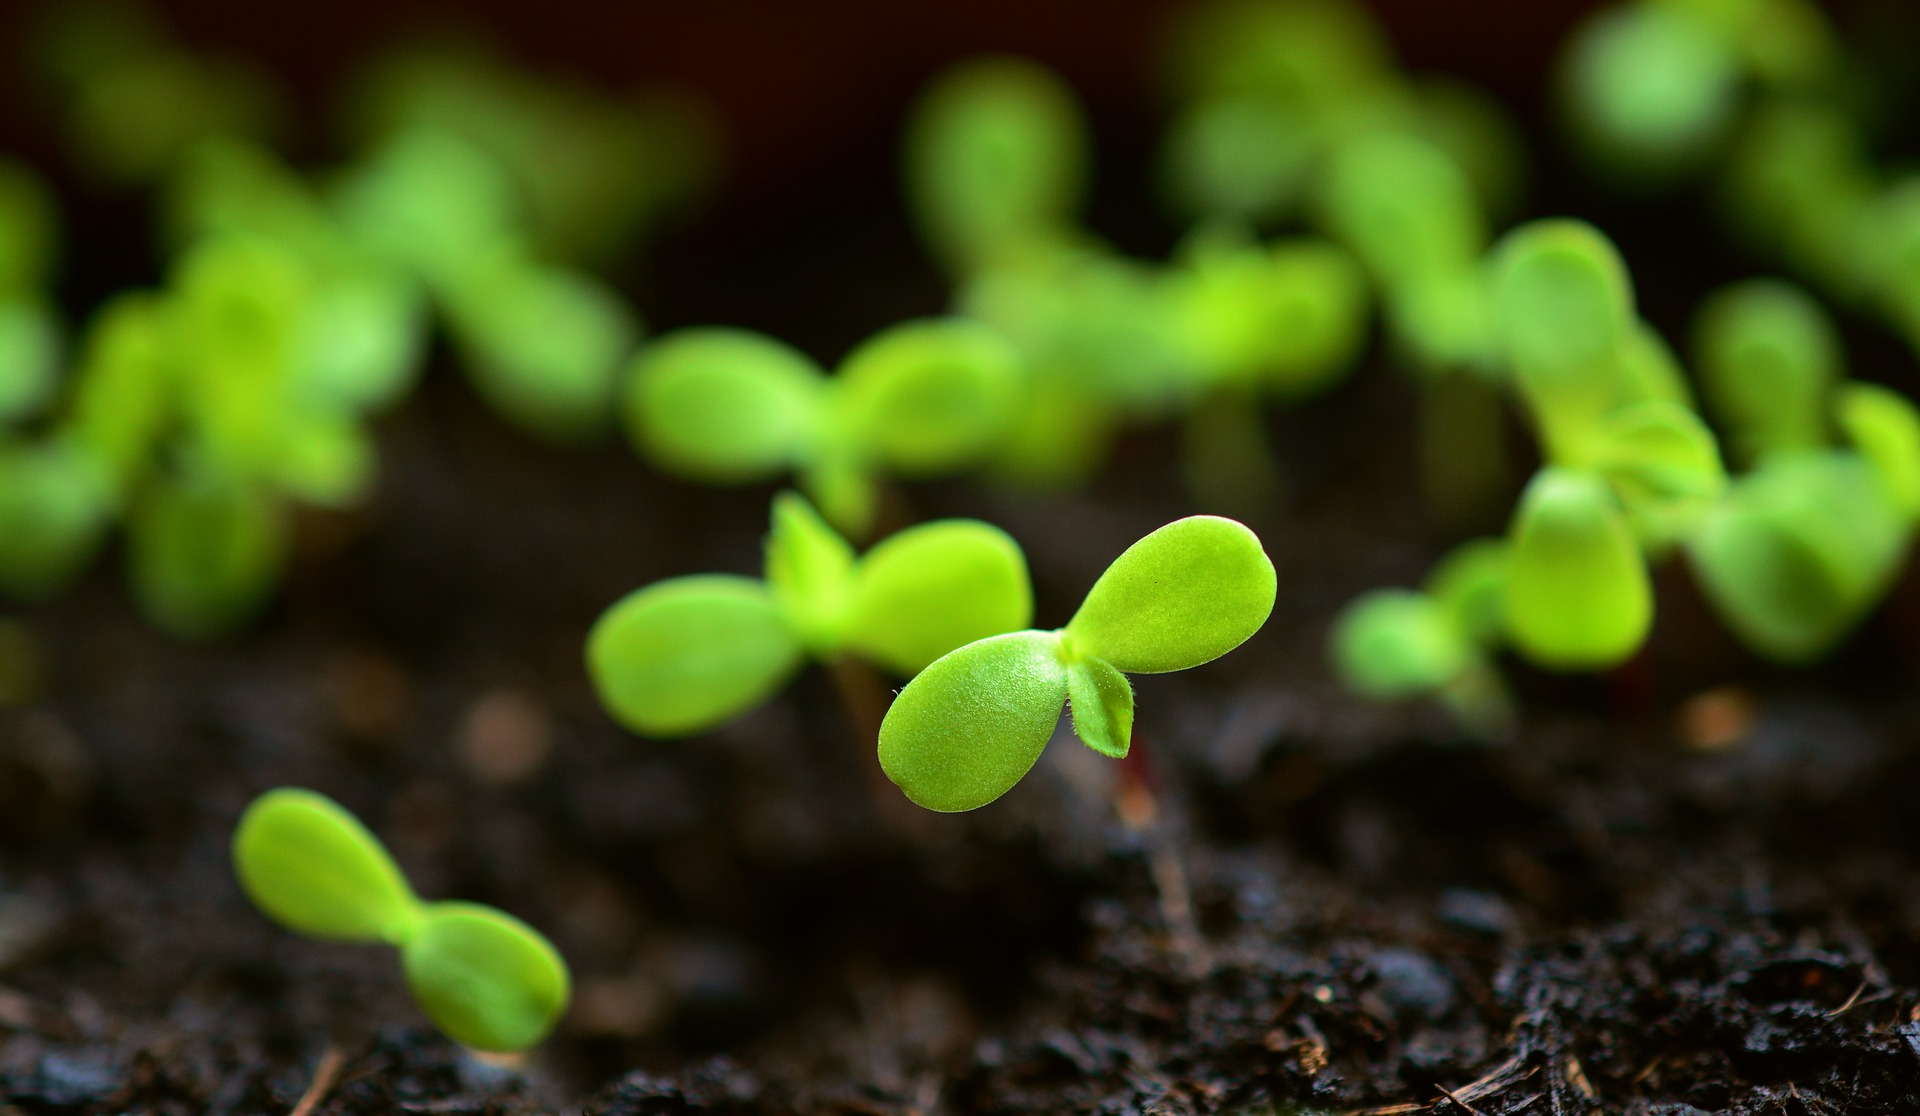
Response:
[231,787,570,1052]
[588,491,1033,737]
[623,319,1022,536]
[878,515,1274,811]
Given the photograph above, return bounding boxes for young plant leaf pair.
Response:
[879,516,1275,812]
[588,493,1032,737]
[233,788,570,1052]
[624,319,1022,537]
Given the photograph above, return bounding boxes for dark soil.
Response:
[7,332,1920,1116]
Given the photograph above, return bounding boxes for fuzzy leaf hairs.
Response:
[231,788,570,1052]
[587,492,1033,738]
[878,516,1275,812]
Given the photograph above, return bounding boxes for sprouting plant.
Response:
[588,491,1032,737]
[232,787,570,1052]
[0,160,61,426]
[623,318,1022,537]
[878,516,1274,812]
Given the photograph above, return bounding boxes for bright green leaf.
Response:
[1837,382,1920,521]
[845,519,1034,676]
[1503,467,1652,669]
[876,630,1069,812]
[624,328,824,482]
[1317,130,1485,288]
[763,491,855,651]
[231,787,423,944]
[65,293,174,495]
[1065,515,1276,673]
[1066,655,1133,758]
[401,902,571,1053]
[0,438,113,601]
[1330,589,1470,698]
[586,575,803,737]
[833,318,1022,475]
[1692,279,1837,463]
[127,472,287,639]
[1561,3,1737,178]
[1424,538,1509,648]
[1591,399,1727,545]
[0,300,60,423]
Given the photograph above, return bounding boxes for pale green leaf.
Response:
[231,787,423,944]
[66,293,175,494]
[1330,589,1471,699]
[833,318,1022,476]
[0,438,111,602]
[127,472,286,639]
[763,491,855,651]
[1692,279,1838,464]
[0,300,60,424]
[402,902,571,1052]
[1503,468,1652,670]
[624,328,824,482]
[1591,399,1727,545]
[1065,516,1276,673]
[1424,538,1509,648]
[845,520,1033,676]
[586,575,803,737]
[1836,382,1920,521]
[271,414,377,509]
[1317,131,1485,287]
[1066,655,1133,758]
[877,630,1068,812]
[1562,4,1738,176]
[799,454,879,540]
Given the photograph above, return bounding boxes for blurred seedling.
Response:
[879,516,1274,812]
[0,161,63,428]
[588,491,1032,738]
[232,787,570,1052]
[623,319,1022,538]
[1687,279,1920,661]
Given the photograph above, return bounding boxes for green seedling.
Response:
[905,57,1087,274]
[232,787,570,1052]
[878,516,1274,812]
[589,492,1032,737]
[625,319,1021,536]
[1693,279,1837,464]
[128,468,287,640]
[0,161,62,426]
[1561,3,1738,181]
[0,436,114,602]
[1502,467,1653,669]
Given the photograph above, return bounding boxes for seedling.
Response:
[588,492,1033,737]
[878,516,1274,812]
[624,319,1021,536]
[232,788,570,1052]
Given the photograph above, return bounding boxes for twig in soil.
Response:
[289,1046,347,1116]
[1823,979,1894,1017]
[1435,1083,1486,1116]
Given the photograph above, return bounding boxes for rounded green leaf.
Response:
[402,902,570,1052]
[877,630,1069,812]
[0,300,61,424]
[1066,654,1133,759]
[1264,239,1370,396]
[1503,468,1652,670]
[1065,516,1276,674]
[1162,96,1314,223]
[1837,382,1920,521]
[763,491,856,651]
[271,414,377,509]
[1561,4,1737,177]
[447,259,637,443]
[833,318,1022,476]
[1491,220,1636,455]
[0,438,112,602]
[586,575,804,737]
[1692,279,1838,463]
[231,787,423,945]
[1689,452,1908,662]
[1591,399,1727,545]
[624,328,824,482]
[1330,589,1470,699]
[66,293,177,493]
[1424,538,1509,648]
[294,266,426,415]
[844,519,1034,676]
[906,57,1087,272]
[128,472,287,640]
[1317,131,1485,287]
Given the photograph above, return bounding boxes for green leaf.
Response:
[1837,382,1920,521]
[1330,589,1470,699]
[1317,131,1486,287]
[0,438,111,602]
[338,129,517,281]
[763,491,855,651]
[1491,221,1636,458]
[1065,516,1276,674]
[294,265,425,415]
[1503,468,1652,670]
[1264,239,1370,396]
[906,58,1087,272]
[800,453,880,540]
[586,575,803,737]
[1590,399,1727,545]
[231,787,423,944]
[127,472,288,639]
[401,902,571,1052]
[1066,655,1133,758]
[0,300,60,424]
[1424,538,1509,648]
[1689,451,1908,662]
[1562,3,1738,177]
[624,328,824,482]
[1162,96,1314,224]
[1692,279,1838,463]
[877,630,1069,812]
[447,258,637,442]
[66,293,175,494]
[271,413,377,509]
[845,519,1034,676]
[833,318,1022,476]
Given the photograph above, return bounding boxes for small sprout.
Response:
[0,436,114,602]
[1317,131,1486,292]
[1588,399,1727,549]
[624,319,1021,536]
[337,128,518,284]
[588,492,1032,737]
[1560,3,1738,181]
[232,788,570,1052]
[905,57,1087,274]
[127,470,287,639]
[0,299,61,425]
[1689,451,1909,663]
[1502,468,1652,670]
[878,516,1274,812]
[1837,382,1920,521]
[65,293,177,495]
[1692,279,1838,464]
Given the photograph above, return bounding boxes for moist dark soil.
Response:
[7,332,1920,1116]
